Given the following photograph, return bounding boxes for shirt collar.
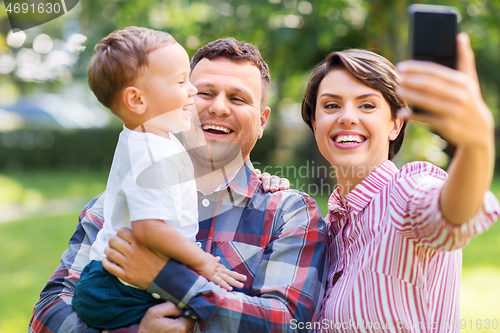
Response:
[328,160,399,215]
[200,159,260,199]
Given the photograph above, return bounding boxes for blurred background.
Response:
[1,0,499,332]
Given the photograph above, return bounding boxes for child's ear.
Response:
[122,86,146,115]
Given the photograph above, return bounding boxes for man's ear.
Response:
[258,107,271,139]
[122,86,146,115]
[389,115,404,141]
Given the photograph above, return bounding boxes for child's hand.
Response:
[195,254,247,291]
[397,32,494,150]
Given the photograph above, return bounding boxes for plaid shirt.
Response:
[30,160,327,333]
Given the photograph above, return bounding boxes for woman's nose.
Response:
[337,104,358,126]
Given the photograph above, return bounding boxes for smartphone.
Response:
[408,4,459,157]
[409,4,458,69]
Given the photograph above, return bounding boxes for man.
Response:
[30,38,327,333]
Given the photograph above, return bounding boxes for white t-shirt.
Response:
[90,126,198,261]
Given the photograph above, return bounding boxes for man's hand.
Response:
[138,302,195,333]
[102,227,167,290]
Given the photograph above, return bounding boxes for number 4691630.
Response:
[6,2,61,14]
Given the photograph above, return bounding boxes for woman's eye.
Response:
[360,103,375,110]
[324,103,340,110]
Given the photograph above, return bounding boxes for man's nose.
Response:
[208,93,231,117]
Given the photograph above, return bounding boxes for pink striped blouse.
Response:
[320,160,499,332]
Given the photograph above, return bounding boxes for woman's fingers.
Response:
[456,32,478,83]
[269,175,280,192]
[398,61,469,116]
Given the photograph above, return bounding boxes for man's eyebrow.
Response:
[196,82,215,88]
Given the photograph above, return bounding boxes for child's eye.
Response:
[178,80,185,85]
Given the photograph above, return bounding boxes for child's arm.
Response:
[398,33,495,225]
[131,219,246,290]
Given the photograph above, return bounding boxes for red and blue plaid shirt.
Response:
[30,160,327,333]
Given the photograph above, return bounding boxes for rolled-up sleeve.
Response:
[391,161,499,251]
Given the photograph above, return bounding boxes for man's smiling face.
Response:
[183,57,270,167]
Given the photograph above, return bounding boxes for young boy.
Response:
[72,27,245,330]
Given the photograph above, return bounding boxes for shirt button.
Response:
[196,242,202,248]
[152,293,161,299]
[202,198,210,207]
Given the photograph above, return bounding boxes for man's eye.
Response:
[232,97,245,103]
[197,92,211,97]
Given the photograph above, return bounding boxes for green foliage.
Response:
[2,0,500,169]
[0,128,121,171]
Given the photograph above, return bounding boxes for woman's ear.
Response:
[389,115,404,141]
[122,86,147,115]
[311,119,316,133]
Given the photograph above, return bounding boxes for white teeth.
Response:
[202,125,231,134]
[335,135,365,143]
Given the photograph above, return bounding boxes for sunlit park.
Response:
[1,0,500,332]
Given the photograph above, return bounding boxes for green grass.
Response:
[0,170,108,205]
[0,214,79,333]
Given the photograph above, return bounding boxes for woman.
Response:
[302,33,499,332]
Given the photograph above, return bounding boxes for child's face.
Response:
[312,69,402,175]
[136,43,197,134]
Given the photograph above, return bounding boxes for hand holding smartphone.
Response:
[408,4,459,156]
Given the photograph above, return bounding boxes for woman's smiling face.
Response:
[312,68,403,174]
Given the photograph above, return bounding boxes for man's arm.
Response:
[29,195,192,333]
[132,219,245,290]
[109,191,328,332]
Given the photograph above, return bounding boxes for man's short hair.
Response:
[190,38,271,110]
[301,49,407,160]
[88,26,176,111]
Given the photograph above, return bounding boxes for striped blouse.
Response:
[320,160,499,333]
